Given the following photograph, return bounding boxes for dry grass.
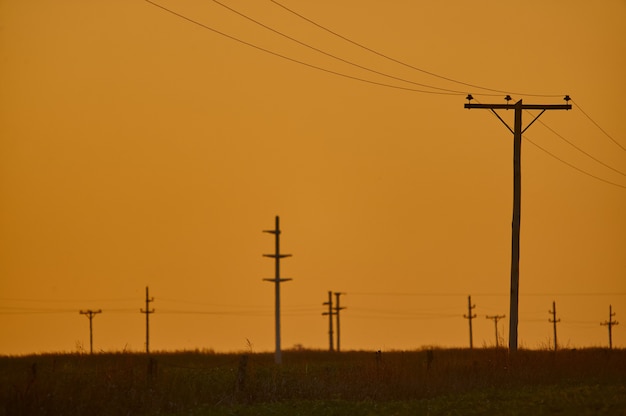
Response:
[1,347,625,415]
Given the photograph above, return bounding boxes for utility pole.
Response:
[263,215,292,364]
[465,95,571,352]
[140,286,155,354]
[322,291,334,352]
[463,295,477,349]
[334,292,346,352]
[548,300,560,352]
[486,314,506,348]
[79,309,102,354]
[601,305,618,349]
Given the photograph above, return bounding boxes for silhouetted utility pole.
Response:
[548,300,560,352]
[486,314,506,348]
[322,291,334,352]
[463,295,477,349]
[601,305,618,349]
[141,286,155,354]
[334,292,346,352]
[465,95,571,352]
[263,215,292,364]
[79,309,102,354]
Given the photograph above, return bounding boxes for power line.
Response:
[474,98,626,190]
[145,0,461,95]
[572,99,626,152]
[269,0,563,98]
[210,0,467,95]
[531,113,626,178]
[525,134,626,190]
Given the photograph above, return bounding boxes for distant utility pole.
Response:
[486,314,506,348]
[463,295,477,349]
[548,300,560,352]
[465,95,571,352]
[601,305,619,349]
[79,309,102,354]
[334,292,346,352]
[140,286,155,354]
[263,215,292,364]
[322,291,334,352]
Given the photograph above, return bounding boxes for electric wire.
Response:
[211,0,470,95]
[524,134,626,190]
[572,99,626,152]
[147,1,625,189]
[270,0,564,98]
[145,0,461,95]
[473,99,626,190]
[528,111,626,178]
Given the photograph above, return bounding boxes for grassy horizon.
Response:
[1,347,625,415]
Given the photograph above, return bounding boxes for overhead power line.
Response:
[572,99,626,152]
[525,134,626,190]
[210,0,466,95]
[530,113,626,178]
[145,0,461,95]
[269,0,563,98]
[473,98,626,190]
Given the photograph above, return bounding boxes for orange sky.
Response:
[1,0,625,355]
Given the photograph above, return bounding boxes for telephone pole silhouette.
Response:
[601,305,618,349]
[548,300,560,352]
[79,309,102,354]
[322,291,334,351]
[334,292,346,352]
[140,286,155,354]
[486,314,506,348]
[463,295,477,349]
[465,95,571,352]
[263,215,292,364]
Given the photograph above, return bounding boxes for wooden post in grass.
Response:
[322,291,334,352]
[548,300,560,351]
[601,305,618,349]
[463,295,477,349]
[79,309,102,354]
[263,216,292,364]
[486,314,505,348]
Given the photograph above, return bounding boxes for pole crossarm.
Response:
[465,103,571,110]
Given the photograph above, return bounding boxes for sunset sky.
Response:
[1,0,625,355]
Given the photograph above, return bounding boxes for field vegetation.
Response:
[1,347,625,415]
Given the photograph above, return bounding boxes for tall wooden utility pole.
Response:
[79,309,102,354]
[334,292,346,352]
[548,300,560,352]
[140,286,155,354]
[465,95,571,352]
[601,305,618,349]
[463,295,477,349]
[263,215,292,364]
[486,314,506,348]
[322,291,334,352]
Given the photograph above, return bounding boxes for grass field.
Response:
[1,348,625,415]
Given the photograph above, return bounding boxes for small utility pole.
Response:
[486,314,506,348]
[548,300,560,352]
[140,286,155,354]
[601,305,619,349]
[79,309,102,354]
[263,215,292,364]
[465,95,571,352]
[334,292,346,352]
[322,291,334,352]
[463,295,477,349]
